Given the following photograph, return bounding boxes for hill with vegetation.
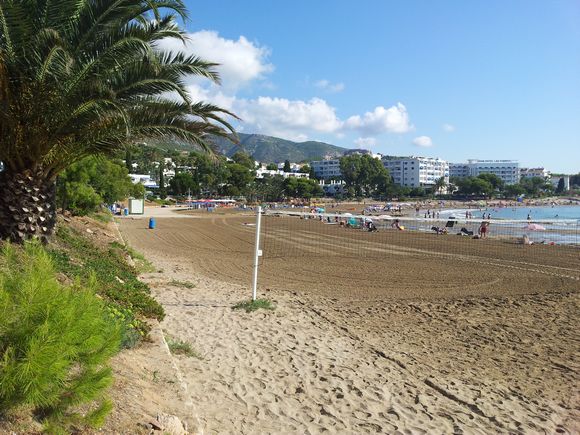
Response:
[211,133,347,162]
[145,133,347,163]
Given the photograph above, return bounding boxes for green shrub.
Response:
[0,242,121,431]
[232,299,275,313]
[50,226,164,323]
[166,337,202,359]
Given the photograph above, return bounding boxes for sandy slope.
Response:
[119,215,580,434]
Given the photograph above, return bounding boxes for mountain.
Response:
[208,133,347,163]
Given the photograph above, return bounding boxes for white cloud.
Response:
[186,86,415,143]
[156,31,414,143]
[235,96,342,141]
[345,103,413,135]
[315,79,345,93]
[443,123,455,132]
[413,136,433,147]
[354,137,377,148]
[155,30,274,90]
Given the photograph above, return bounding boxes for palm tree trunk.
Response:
[0,169,57,243]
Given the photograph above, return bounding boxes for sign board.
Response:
[128,198,144,215]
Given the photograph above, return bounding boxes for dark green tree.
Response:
[256,175,286,201]
[57,157,144,215]
[158,164,166,199]
[125,149,133,173]
[299,164,311,174]
[169,172,199,196]
[266,163,278,170]
[339,155,391,197]
[477,173,504,191]
[283,160,291,172]
[0,0,236,242]
[283,178,323,199]
[520,177,551,196]
[504,183,526,197]
[221,163,254,197]
[433,176,447,195]
[231,152,256,170]
[555,177,565,194]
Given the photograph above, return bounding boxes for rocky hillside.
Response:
[209,133,347,162]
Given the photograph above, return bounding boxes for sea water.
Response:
[438,205,580,245]
[440,205,580,221]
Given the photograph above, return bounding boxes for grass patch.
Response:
[48,225,164,348]
[166,337,202,359]
[169,279,196,289]
[110,241,155,274]
[90,210,113,223]
[232,298,275,313]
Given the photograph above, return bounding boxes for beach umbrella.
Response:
[525,223,546,231]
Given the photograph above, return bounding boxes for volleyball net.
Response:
[250,208,580,300]
[261,210,580,259]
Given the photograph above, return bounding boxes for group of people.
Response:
[424,210,440,219]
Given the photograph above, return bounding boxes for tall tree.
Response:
[158,163,166,199]
[0,0,236,242]
[433,176,447,195]
[231,152,255,170]
[339,154,391,197]
[283,160,291,172]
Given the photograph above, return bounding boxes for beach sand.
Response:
[118,214,580,433]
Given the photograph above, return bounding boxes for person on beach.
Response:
[527,213,531,221]
[479,221,489,238]
[391,219,403,230]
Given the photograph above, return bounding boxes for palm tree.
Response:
[433,176,447,195]
[0,0,236,242]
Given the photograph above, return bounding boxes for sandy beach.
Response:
[118,212,580,433]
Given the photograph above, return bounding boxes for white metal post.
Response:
[251,206,263,301]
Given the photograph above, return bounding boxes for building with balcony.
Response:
[520,167,550,179]
[381,156,449,189]
[449,160,520,185]
[311,159,342,179]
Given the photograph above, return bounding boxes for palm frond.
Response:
[0,0,237,177]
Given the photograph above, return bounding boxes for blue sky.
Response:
[174,1,580,173]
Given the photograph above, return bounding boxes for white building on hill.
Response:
[129,174,158,189]
[319,180,345,196]
[449,160,520,185]
[255,168,309,179]
[381,156,449,189]
[311,159,342,179]
[550,175,570,191]
[520,167,550,179]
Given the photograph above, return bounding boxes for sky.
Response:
[168,1,580,173]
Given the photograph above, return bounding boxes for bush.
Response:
[232,299,275,313]
[48,226,164,346]
[0,242,121,431]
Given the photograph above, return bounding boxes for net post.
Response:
[252,206,263,301]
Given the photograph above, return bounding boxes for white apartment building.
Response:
[311,159,342,179]
[520,167,550,179]
[255,168,309,179]
[449,160,520,185]
[381,156,449,188]
[319,180,345,196]
[550,175,570,191]
[129,174,158,189]
[276,162,304,172]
